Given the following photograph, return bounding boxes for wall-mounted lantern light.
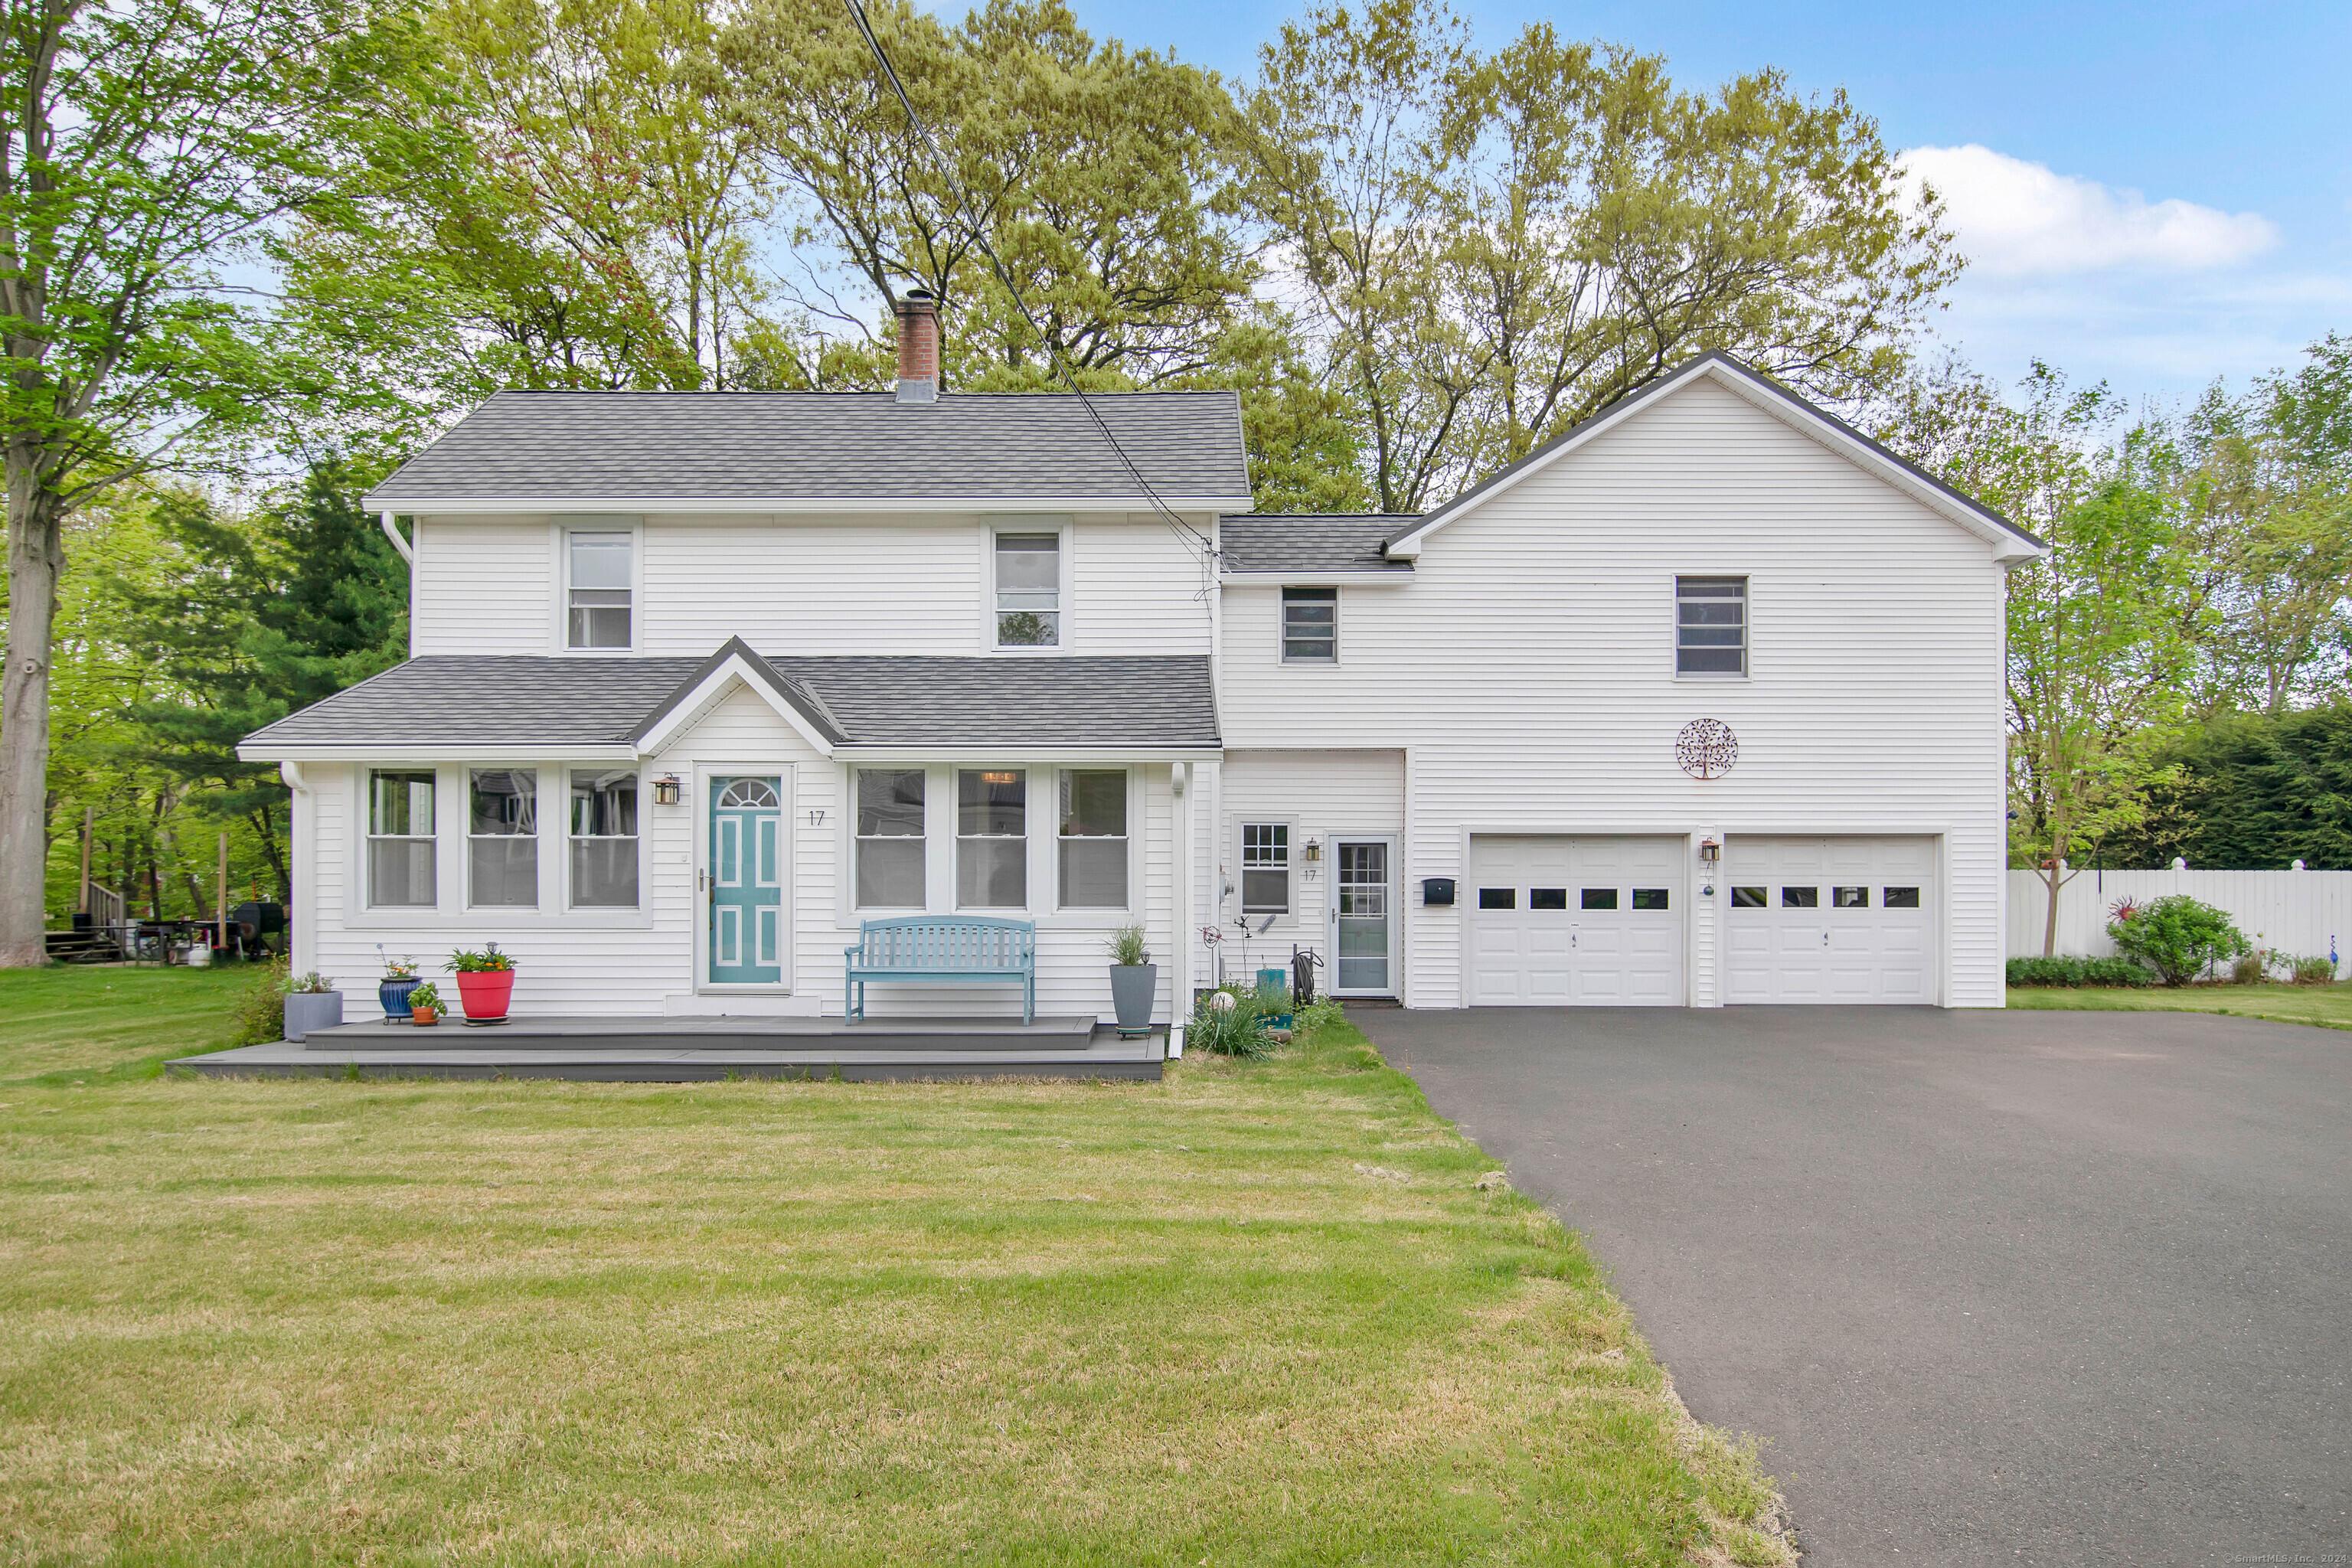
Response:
[1697,837,1720,863]
[652,774,682,807]
[1302,837,1323,862]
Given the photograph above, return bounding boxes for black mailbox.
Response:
[1422,877,1456,907]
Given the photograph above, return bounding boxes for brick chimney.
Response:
[893,289,939,403]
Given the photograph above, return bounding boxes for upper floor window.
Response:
[368,769,436,907]
[1282,587,1337,662]
[1241,823,1289,914]
[1676,576,1746,676]
[567,531,633,649]
[995,532,1060,647]
[856,768,926,909]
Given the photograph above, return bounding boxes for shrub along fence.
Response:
[2008,867,2350,978]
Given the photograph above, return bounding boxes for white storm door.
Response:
[1329,839,1395,995]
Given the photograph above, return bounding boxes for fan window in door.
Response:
[718,778,779,809]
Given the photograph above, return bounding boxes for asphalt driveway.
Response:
[1357,1004,2351,1567]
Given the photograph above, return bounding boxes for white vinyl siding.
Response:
[1213,373,2009,1008]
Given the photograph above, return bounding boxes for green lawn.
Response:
[2008,981,2352,1031]
[0,967,1789,1566]
[0,962,258,1084]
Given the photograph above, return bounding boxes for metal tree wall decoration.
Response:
[1676,719,1738,779]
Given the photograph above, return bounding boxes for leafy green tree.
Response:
[1877,358,2203,954]
[0,0,429,964]
[1249,0,1956,513]
[2105,705,2352,871]
[114,457,410,899]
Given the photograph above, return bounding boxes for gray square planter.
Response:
[283,991,345,1042]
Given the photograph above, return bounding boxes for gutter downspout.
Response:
[279,761,314,977]
[378,511,413,564]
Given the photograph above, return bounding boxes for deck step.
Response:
[303,1014,1102,1054]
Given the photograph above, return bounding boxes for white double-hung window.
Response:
[1241,823,1290,915]
[855,768,926,908]
[957,769,1027,907]
[468,768,537,907]
[570,769,639,907]
[994,531,1060,647]
[367,770,436,907]
[1057,769,1128,909]
[567,531,634,649]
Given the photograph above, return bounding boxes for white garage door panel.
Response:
[1468,835,1686,1006]
[1725,835,1937,1005]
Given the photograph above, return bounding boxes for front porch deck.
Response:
[173,1014,1164,1081]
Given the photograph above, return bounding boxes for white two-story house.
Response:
[240,299,2044,1030]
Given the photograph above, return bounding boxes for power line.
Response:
[840,0,1225,586]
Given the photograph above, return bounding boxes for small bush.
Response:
[1291,996,1346,1035]
[2106,895,2249,987]
[2005,955,2152,988]
[1185,985,1276,1058]
[2230,950,2270,986]
[2285,954,2340,985]
[230,956,291,1044]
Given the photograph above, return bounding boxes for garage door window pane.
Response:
[1580,888,1618,910]
[1632,887,1670,910]
[1529,887,1566,910]
[1732,886,1766,907]
[1883,886,1921,908]
[1478,887,1514,910]
[1834,886,1868,908]
[1782,886,1818,907]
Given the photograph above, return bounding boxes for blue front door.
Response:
[709,776,783,985]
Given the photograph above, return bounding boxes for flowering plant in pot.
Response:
[377,950,423,1024]
[1105,923,1156,1037]
[446,944,517,1022]
[407,981,446,1026]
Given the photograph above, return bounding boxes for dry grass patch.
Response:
[0,969,1789,1565]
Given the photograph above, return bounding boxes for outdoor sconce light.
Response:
[1302,837,1323,862]
[1697,837,1720,863]
[652,774,682,807]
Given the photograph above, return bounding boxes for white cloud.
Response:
[1897,145,2280,278]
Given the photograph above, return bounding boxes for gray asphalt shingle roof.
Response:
[1218,514,1419,573]
[361,390,1252,509]
[240,653,1220,753]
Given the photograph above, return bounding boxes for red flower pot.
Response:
[454,969,514,1021]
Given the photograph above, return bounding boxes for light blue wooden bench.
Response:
[844,916,1037,1024]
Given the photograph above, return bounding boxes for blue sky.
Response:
[1052,0,2351,412]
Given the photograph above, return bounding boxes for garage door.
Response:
[1468,836,1685,1005]
[1723,836,1936,1004]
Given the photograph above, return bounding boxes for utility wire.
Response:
[841,0,1224,581]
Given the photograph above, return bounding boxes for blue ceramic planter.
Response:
[379,976,420,1023]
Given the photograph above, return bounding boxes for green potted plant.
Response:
[377,951,422,1024]
[407,981,445,1026]
[1105,923,1155,1037]
[280,971,342,1042]
[446,943,516,1024]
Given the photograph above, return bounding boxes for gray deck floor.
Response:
[175,1014,1162,1081]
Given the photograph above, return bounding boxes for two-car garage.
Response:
[1465,833,1938,1006]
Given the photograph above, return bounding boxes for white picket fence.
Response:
[2008,867,2352,973]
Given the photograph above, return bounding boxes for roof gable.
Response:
[1382,354,2047,566]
